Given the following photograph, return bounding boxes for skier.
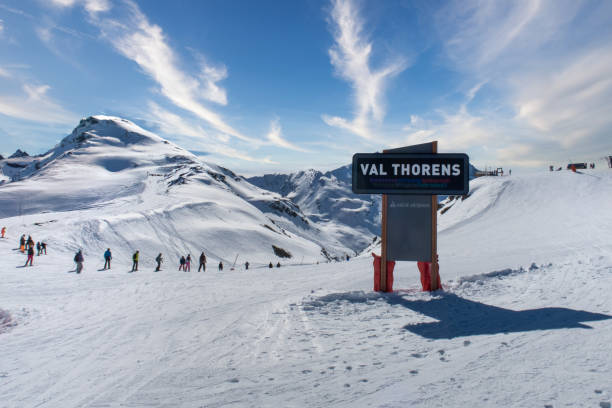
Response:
[1,226,5,238]
[25,245,34,267]
[19,235,26,253]
[198,252,206,272]
[36,242,41,256]
[509,169,512,176]
[26,235,34,250]
[131,250,139,272]
[269,262,273,268]
[179,255,186,271]
[155,253,163,271]
[103,248,112,270]
[276,262,281,268]
[185,254,191,272]
[245,261,249,270]
[218,261,223,271]
[41,241,47,255]
[74,250,84,274]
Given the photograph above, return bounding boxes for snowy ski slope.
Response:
[1,159,611,406]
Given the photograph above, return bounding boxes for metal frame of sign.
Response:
[352,153,469,195]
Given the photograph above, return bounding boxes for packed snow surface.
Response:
[1,153,612,406]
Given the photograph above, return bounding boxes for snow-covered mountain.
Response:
[0,116,355,265]
[249,166,382,254]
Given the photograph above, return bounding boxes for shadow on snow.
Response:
[305,291,612,339]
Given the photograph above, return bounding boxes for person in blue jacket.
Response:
[103,248,112,270]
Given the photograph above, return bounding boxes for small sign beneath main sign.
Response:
[352,153,469,195]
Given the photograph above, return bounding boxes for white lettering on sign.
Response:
[360,162,462,177]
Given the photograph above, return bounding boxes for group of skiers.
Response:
[179,252,208,272]
[18,234,48,267]
[5,227,278,273]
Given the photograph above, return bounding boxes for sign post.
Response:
[352,142,469,292]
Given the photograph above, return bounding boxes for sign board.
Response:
[352,153,469,195]
[386,195,432,261]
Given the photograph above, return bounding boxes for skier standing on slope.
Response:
[131,250,139,272]
[20,235,26,252]
[218,261,223,271]
[269,262,273,268]
[24,245,34,267]
[1,226,6,238]
[41,241,47,254]
[26,235,34,250]
[36,242,41,256]
[74,250,84,274]
[198,252,206,272]
[185,254,191,272]
[245,261,249,270]
[179,255,186,271]
[103,248,112,270]
[155,253,163,271]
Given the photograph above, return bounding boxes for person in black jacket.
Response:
[198,252,206,272]
[179,255,186,271]
[218,261,223,271]
[155,253,163,271]
[74,250,84,274]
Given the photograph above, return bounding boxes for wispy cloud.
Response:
[266,119,309,152]
[146,102,274,164]
[419,0,612,167]
[49,0,111,15]
[82,0,259,144]
[0,83,77,125]
[322,0,406,139]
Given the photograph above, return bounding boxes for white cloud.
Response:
[429,0,612,167]
[323,0,406,139]
[146,102,273,164]
[0,83,76,125]
[266,119,309,152]
[0,18,4,36]
[147,101,207,139]
[49,0,111,15]
[0,67,10,78]
[86,1,258,145]
[197,57,228,106]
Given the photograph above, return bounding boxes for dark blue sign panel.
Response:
[352,153,469,195]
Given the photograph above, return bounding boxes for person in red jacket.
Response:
[25,246,34,267]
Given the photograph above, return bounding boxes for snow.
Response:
[1,120,612,406]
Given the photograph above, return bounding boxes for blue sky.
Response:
[1,0,611,175]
